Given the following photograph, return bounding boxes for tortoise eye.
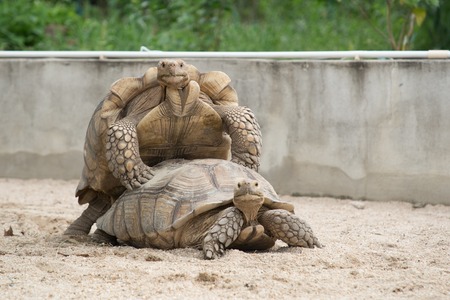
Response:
[161,62,166,68]
[180,63,184,67]
[254,182,259,187]
[237,183,241,188]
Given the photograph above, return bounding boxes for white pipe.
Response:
[0,50,448,59]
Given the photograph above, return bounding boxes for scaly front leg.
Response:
[106,120,153,190]
[202,207,244,259]
[259,209,322,248]
[214,105,262,171]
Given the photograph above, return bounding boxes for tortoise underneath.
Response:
[95,159,321,259]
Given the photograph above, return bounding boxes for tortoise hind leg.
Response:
[202,207,244,259]
[259,209,322,248]
[64,194,111,236]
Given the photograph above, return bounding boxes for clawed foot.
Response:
[203,237,226,260]
[202,207,243,259]
[119,161,153,190]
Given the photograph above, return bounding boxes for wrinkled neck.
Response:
[165,81,200,117]
[233,194,264,225]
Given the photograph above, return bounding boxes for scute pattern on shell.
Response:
[77,62,241,205]
[68,60,263,237]
[96,159,292,248]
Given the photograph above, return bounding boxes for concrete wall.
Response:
[1,59,449,204]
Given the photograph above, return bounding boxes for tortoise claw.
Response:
[123,182,133,190]
[139,167,154,180]
[121,163,153,190]
[130,180,142,189]
[204,242,225,260]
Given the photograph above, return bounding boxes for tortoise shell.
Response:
[96,159,294,248]
[76,63,239,204]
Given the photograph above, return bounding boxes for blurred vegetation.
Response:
[0,0,448,51]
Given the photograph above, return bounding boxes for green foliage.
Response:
[0,0,447,51]
[144,0,232,50]
[0,0,81,50]
[343,0,441,50]
[385,0,440,50]
[414,0,450,49]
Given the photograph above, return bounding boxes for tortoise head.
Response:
[157,59,190,89]
[233,179,265,225]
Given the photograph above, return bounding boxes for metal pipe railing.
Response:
[0,50,448,59]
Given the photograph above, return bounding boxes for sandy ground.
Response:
[0,178,449,299]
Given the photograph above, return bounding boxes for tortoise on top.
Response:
[65,59,262,236]
[95,159,322,259]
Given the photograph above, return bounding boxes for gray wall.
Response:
[1,59,449,204]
